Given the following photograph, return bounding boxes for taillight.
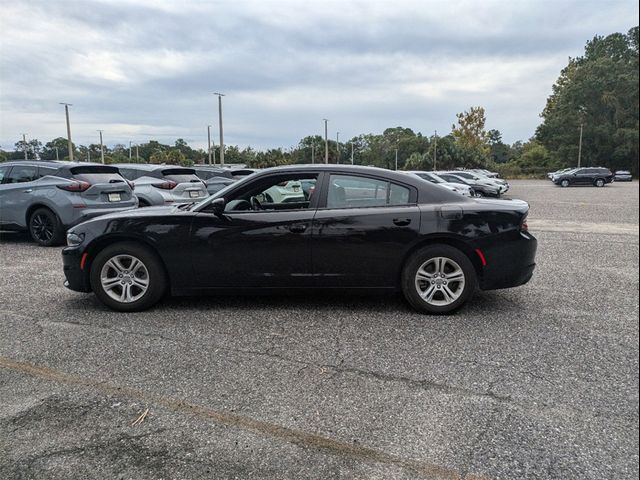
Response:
[152,180,177,190]
[57,181,91,192]
[520,214,529,232]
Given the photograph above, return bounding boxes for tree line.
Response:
[2,26,637,177]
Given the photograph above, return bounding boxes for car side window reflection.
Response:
[5,165,37,183]
[327,174,410,208]
[223,175,318,212]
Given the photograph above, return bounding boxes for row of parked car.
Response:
[0,160,257,245]
[0,160,509,246]
[547,167,633,187]
[405,168,509,198]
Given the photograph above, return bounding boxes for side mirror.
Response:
[210,197,226,214]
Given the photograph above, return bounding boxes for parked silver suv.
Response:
[0,161,137,245]
[115,164,208,206]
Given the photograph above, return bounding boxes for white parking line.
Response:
[529,219,639,236]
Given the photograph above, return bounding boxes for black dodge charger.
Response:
[62,165,537,314]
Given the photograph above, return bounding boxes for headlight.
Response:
[66,232,85,247]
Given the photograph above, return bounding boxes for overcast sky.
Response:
[1,0,638,151]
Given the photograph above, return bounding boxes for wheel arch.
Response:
[399,235,483,286]
[83,235,172,292]
[25,202,58,226]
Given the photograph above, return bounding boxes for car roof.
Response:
[112,163,190,171]
[1,160,103,169]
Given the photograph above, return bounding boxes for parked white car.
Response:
[406,171,473,196]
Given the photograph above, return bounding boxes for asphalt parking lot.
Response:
[1,179,638,479]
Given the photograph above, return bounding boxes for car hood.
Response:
[69,205,184,232]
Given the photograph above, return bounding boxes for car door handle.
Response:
[289,223,308,233]
[23,189,33,193]
[393,218,411,226]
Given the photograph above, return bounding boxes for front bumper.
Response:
[62,246,91,292]
[478,231,537,290]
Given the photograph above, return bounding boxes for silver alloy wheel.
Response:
[415,257,466,306]
[561,179,569,187]
[596,179,604,187]
[474,190,483,197]
[100,254,149,303]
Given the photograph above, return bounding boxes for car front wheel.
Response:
[401,245,477,314]
[594,178,605,187]
[90,242,167,312]
[560,179,570,187]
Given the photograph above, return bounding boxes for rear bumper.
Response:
[67,205,137,228]
[62,246,91,292]
[478,231,537,290]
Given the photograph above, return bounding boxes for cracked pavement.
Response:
[1,180,638,479]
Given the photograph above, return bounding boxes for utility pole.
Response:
[22,133,28,160]
[129,141,132,160]
[311,144,315,164]
[55,147,59,161]
[98,130,104,164]
[351,142,354,165]
[214,93,225,166]
[336,131,340,164]
[213,147,216,165]
[60,103,73,161]
[207,125,212,165]
[135,144,139,162]
[87,149,90,162]
[395,148,398,171]
[433,130,438,171]
[577,122,583,168]
[323,119,329,164]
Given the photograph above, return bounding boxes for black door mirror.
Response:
[210,197,226,214]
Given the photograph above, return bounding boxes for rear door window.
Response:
[0,165,9,183]
[38,166,59,178]
[5,165,37,183]
[327,174,411,208]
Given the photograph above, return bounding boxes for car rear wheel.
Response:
[560,179,570,187]
[473,190,484,198]
[90,242,167,312]
[401,245,477,314]
[594,178,605,187]
[29,208,64,246]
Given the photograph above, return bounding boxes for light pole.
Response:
[323,119,329,164]
[433,130,438,171]
[311,144,315,164]
[129,141,132,160]
[395,148,398,171]
[98,130,104,164]
[214,93,225,166]
[135,144,139,162]
[350,142,354,165]
[60,103,73,161]
[336,131,340,164]
[577,122,584,168]
[207,125,212,165]
[55,147,59,161]
[22,133,28,160]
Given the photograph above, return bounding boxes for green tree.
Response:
[536,26,639,174]
[451,107,491,167]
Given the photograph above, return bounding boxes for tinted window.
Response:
[38,166,59,178]
[223,174,316,212]
[118,169,139,180]
[0,165,9,183]
[327,174,410,208]
[6,165,37,183]
[161,168,200,183]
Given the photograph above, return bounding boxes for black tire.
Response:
[401,245,477,314]
[29,208,65,246]
[594,178,605,187]
[90,242,167,312]
[560,179,570,188]
[474,190,484,198]
[137,198,151,207]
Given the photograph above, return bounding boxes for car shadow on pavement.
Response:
[0,230,33,244]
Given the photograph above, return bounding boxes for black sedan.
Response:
[62,165,537,314]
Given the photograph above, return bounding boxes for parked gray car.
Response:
[115,164,208,206]
[192,166,236,195]
[0,161,137,245]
